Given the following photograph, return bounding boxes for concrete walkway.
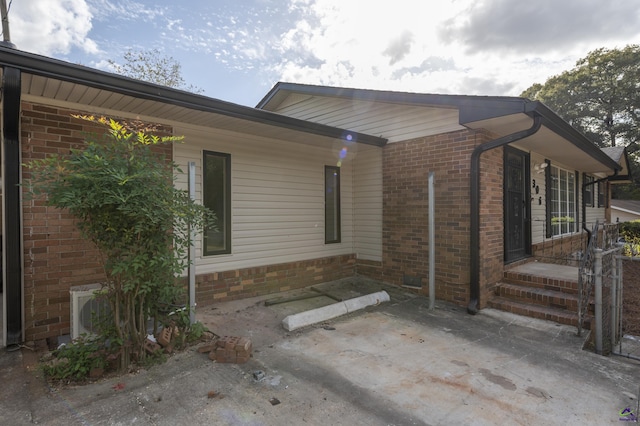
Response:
[1,278,639,425]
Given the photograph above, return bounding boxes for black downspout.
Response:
[468,115,542,314]
[3,66,22,344]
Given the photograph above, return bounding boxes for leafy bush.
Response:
[27,116,214,371]
[620,220,640,256]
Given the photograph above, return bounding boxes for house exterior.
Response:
[257,83,631,313]
[0,48,631,346]
[611,200,640,223]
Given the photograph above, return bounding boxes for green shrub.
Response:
[42,336,109,381]
[620,220,640,256]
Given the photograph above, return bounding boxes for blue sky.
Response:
[6,0,640,107]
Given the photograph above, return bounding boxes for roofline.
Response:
[259,82,620,172]
[0,47,387,147]
[610,205,640,215]
[527,102,621,172]
[257,81,527,110]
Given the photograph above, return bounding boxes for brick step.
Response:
[488,296,583,328]
[495,282,580,311]
[502,270,579,294]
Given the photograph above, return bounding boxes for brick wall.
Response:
[20,102,172,342]
[195,254,356,305]
[532,233,586,266]
[478,146,505,307]
[381,129,500,307]
[355,258,383,279]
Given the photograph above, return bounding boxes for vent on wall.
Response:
[70,284,109,339]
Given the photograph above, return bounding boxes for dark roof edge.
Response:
[257,81,527,110]
[0,48,387,147]
[529,102,621,172]
[259,82,620,172]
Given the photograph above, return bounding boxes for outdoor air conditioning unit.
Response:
[70,283,109,339]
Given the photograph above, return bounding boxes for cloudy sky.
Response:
[6,0,640,106]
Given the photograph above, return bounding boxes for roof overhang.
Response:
[601,146,633,183]
[461,108,621,175]
[260,82,621,175]
[0,47,387,148]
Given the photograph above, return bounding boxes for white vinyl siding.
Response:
[271,95,463,143]
[353,146,383,261]
[173,124,382,274]
[530,153,607,244]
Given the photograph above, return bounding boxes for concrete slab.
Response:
[1,277,638,425]
[508,261,579,281]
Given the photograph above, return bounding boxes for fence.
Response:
[576,221,629,355]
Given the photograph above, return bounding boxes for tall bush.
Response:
[620,221,640,257]
[27,116,213,370]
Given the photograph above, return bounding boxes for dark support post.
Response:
[3,66,23,344]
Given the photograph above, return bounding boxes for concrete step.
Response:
[488,297,583,328]
[495,282,580,311]
[503,269,579,294]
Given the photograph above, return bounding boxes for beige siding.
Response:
[173,124,379,274]
[272,95,463,143]
[530,152,547,245]
[529,152,607,245]
[353,146,383,261]
[611,208,640,223]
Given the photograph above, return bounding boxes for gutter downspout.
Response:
[468,115,542,314]
[2,66,23,344]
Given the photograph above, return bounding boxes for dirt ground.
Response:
[623,258,640,336]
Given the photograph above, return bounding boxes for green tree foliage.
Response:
[521,45,640,198]
[109,48,204,94]
[27,116,213,371]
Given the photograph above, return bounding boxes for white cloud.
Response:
[86,0,166,21]
[266,0,640,97]
[10,0,99,55]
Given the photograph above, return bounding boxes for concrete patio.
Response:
[1,277,639,425]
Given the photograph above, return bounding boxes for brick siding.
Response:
[382,129,501,308]
[195,254,356,305]
[20,102,172,342]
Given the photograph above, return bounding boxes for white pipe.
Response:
[188,161,196,325]
[428,171,435,310]
[282,291,390,331]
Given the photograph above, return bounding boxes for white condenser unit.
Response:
[70,283,109,339]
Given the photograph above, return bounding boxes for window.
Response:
[203,151,231,255]
[584,175,594,207]
[597,181,606,208]
[549,165,576,236]
[325,166,341,243]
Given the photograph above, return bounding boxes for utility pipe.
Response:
[468,115,542,314]
[188,161,196,325]
[428,171,435,310]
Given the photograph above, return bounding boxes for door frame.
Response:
[503,146,531,263]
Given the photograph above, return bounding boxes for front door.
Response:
[504,147,531,262]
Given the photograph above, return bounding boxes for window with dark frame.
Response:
[325,166,341,244]
[584,175,594,207]
[203,151,231,255]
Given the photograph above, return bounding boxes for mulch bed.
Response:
[622,259,640,336]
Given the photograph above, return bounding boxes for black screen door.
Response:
[504,147,531,262]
